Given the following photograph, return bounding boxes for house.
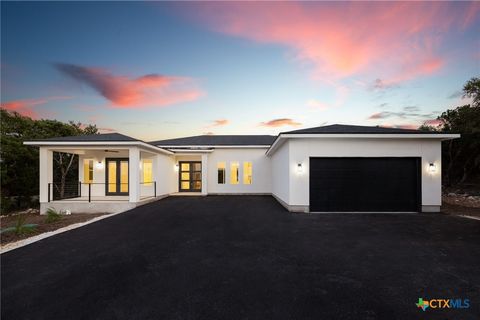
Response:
[24,124,459,214]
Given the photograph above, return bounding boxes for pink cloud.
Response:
[184,2,478,83]
[306,99,330,110]
[56,64,204,108]
[208,119,229,127]
[423,119,444,128]
[260,118,302,127]
[368,112,385,120]
[380,123,419,130]
[98,127,117,133]
[1,96,70,118]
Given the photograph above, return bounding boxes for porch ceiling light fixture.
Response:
[428,162,437,174]
[95,161,104,170]
[296,163,304,174]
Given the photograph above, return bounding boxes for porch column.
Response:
[129,147,140,202]
[39,147,53,203]
[201,153,208,195]
[153,154,161,197]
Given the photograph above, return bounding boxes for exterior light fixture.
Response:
[174,163,179,172]
[95,161,104,170]
[428,163,437,174]
[297,163,304,174]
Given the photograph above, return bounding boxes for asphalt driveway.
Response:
[2,196,479,319]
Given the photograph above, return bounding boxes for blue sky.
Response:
[1,1,479,140]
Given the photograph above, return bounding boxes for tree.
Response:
[421,77,480,186]
[438,105,480,185]
[0,109,99,212]
[463,77,480,108]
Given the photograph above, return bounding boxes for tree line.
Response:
[420,77,480,187]
[0,110,98,213]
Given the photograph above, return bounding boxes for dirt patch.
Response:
[442,194,480,217]
[1,212,106,245]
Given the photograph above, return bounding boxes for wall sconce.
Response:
[296,163,304,174]
[428,162,437,174]
[174,163,179,172]
[95,161,104,170]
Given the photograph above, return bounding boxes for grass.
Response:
[45,207,62,223]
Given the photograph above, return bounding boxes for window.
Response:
[217,162,226,184]
[83,159,93,183]
[230,162,239,184]
[143,159,153,186]
[243,162,252,184]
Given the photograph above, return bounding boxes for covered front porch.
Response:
[25,134,175,214]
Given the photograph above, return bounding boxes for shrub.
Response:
[45,207,62,223]
[0,214,37,235]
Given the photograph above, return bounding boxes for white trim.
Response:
[157,145,271,149]
[266,133,460,156]
[24,141,173,155]
[171,149,215,153]
[458,215,480,221]
[279,133,460,139]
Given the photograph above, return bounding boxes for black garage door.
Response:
[309,157,421,212]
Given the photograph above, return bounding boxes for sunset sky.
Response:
[1,1,479,141]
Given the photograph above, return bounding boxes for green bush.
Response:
[0,214,37,235]
[45,208,62,223]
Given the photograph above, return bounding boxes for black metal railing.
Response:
[48,182,81,201]
[140,181,157,199]
[47,181,157,202]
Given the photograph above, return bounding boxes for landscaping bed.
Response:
[442,193,480,218]
[1,210,105,245]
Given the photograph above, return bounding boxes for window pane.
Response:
[181,163,190,171]
[120,161,129,193]
[193,172,202,181]
[181,181,190,190]
[108,162,117,193]
[193,181,202,190]
[230,162,239,184]
[181,172,190,180]
[143,159,153,186]
[243,162,252,185]
[217,162,225,184]
[193,163,201,171]
[83,159,93,183]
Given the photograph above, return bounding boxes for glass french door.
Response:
[179,161,202,192]
[105,158,129,195]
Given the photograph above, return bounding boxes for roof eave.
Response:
[265,133,461,156]
[156,144,271,149]
[23,140,174,155]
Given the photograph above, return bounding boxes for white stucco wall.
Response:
[39,147,53,203]
[206,148,272,194]
[270,141,290,204]
[155,153,176,196]
[284,138,442,211]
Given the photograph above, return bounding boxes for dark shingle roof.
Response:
[282,124,442,134]
[31,133,138,142]
[151,135,276,146]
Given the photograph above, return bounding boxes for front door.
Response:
[105,158,129,195]
[179,161,202,192]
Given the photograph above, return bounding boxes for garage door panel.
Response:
[309,158,420,212]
